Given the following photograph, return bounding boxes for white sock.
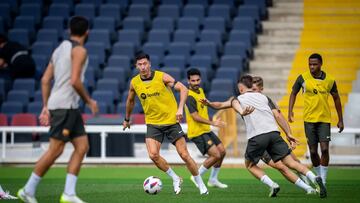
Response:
[313,166,321,176]
[64,173,77,196]
[198,165,208,176]
[194,175,206,188]
[24,172,42,196]
[210,167,220,181]
[320,165,328,185]
[260,175,277,188]
[295,178,312,192]
[0,185,4,193]
[166,168,179,181]
[306,171,317,183]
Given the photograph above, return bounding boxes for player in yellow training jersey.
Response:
[288,53,344,186]
[123,53,208,195]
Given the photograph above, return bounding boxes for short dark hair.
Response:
[69,16,89,36]
[135,52,150,63]
[238,75,253,88]
[252,76,263,88]
[0,34,8,44]
[309,53,322,64]
[187,68,201,79]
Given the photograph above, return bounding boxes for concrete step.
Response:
[254,48,297,59]
[274,0,304,4]
[269,15,303,22]
[250,61,292,70]
[257,44,299,50]
[274,2,304,8]
[258,36,300,45]
[261,29,302,36]
[262,21,304,30]
[268,7,303,16]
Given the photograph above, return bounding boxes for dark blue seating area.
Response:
[0,0,271,122]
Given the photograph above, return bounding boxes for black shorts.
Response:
[261,151,272,164]
[245,131,291,164]
[146,123,185,144]
[49,109,86,142]
[191,131,222,155]
[304,122,331,145]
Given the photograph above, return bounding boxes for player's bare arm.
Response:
[163,72,188,122]
[199,96,234,110]
[271,109,299,148]
[331,92,344,133]
[39,62,54,126]
[230,99,255,116]
[190,111,226,128]
[71,46,98,115]
[288,90,297,123]
[123,83,136,130]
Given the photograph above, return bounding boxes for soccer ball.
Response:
[143,176,162,195]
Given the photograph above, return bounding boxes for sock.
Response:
[24,172,42,196]
[313,166,321,176]
[64,173,77,196]
[198,165,208,176]
[166,168,179,181]
[194,175,206,189]
[0,185,4,193]
[306,171,317,183]
[295,178,312,192]
[209,167,220,181]
[320,165,328,185]
[260,175,277,188]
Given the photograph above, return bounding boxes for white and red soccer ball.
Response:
[143,176,162,195]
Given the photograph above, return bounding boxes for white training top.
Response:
[47,40,88,110]
[237,92,279,139]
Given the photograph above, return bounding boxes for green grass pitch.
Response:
[1,166,359,202]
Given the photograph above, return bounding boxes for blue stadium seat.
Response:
[168,42,191,63]
[208,5,231,24]
[142,42,165,62]
[102,68,127,91]
[12,79,36,100]
[112,42,136,59]
[224,42,248,59]
[210,79,235,96]
[163,55,186,69]
[208,90,232,103]
[88,29,111,50]
[117,30,141,49]
[173,30,196,48]
[20,4,42,24]
[84,67,96,90]
[85,102,110,114]
[85,42,106,65]
[8,29,30,47]
[213,0,235,6]
[187,0,208,7]
[91,90,115,111]
[238,5,261,32]
[36,29,59,45]
[244,0,268,20]
[215,68,240,83]
[52,0,74,11]
[177,17,200,37]
[1,102,23,116]
[93,17,116,39]
[22,0,43,6]
[132,0,154,7]
[88,55,100,73]
[32,55,49,74]
[106,0,129,11]
[203,17,226,36]
[107,55,131,75]
[81,0,103,7]
[74,4,96,23]
[232,17,257,43]
[194,42,218,64]
[116,102,143,114]
[161,67,182,81]
[13,16,36,38]
[1,0,18,13]
[0,4,11,26]
[96,79,120,101]
[183,5,205,24]
[27,102,42,115]
[99,4,122,26]
[161,0,184,7]
[128,4,151,24]
[189,55,212,70]
[32,42,54,58]
[6,90,29,107]
[229,30,254,48]
[34,90,42,101]
[42,16,64,35]
[220,55,246,72]
[199,30,223,52]
[48,4,71,19]
[152,17,175,33]
[157,5,180,21]
[123,17,145,35]
[147,29,171,50]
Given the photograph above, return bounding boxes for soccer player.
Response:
[185,68,253,189]
[232,75,326,198]
[123,53,208,195]
[17,16,98,203]
[288,53,344,186]
[0,184,17,199]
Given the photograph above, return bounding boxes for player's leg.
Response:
[174,136,208,194]
[318,122,331,185]
[208,140,228,188]
[18,138,65,203]
[304,122,321,176]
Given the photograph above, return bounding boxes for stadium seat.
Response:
[128,4,151,25]
[117,30,142,49]
[0,4,11,26]
[106,0,129,11]
[102,68,127,91]
[123,17,146,36]
[1,102,23,116]
[224,42,248,59]
[14,16,36,38]
[152,17,175,33]
[88,29,111,50]
[244,0,268,20]
[229,30,254,50]
[168,42,191,63]
[161,0,184,7]
[36,29,59,45]
[74,4,96,23]
[52,0,74,10]
[19,4,42,24]
[93,17,116,40]
[6,90,29,107]
[157,5,180,21]
[173,30,196,48]
[27,102,42,115]
[85,102,110,114]
[85,42,106,65]
[11,113,37,126]
[194,42,218,64]
[183,5,205,24]
[142,42,165,62]
[8,29,30,47]
[0,113,8,126]
[12,79,36,100]
[132,0,154,7]
[34,90,42,101]
[99,4,122,26]
[96,79,121,101]
[1,0,18,13]
[42,16,64,35]
[147,29,171,50]
[199,30,223,52]
[107,55,131,75]
[189,55,213,75]
[112,42,136,59]
[48,4,71,19]
[238,5,261,32]
[177,17,200,37]
[210,79,235,95]
[81,0,103,7]
[203,17,226,35]
[84,67,96,90]
[92,90,115,108]
[163,55,186,69]
[232,17,257,43]
[215,68,240,83]
[187,0,208,7]
[161,67,182,81]
[220,55,246,72]
[208,5,231,24]
[32,42,54,58]
[116,102,143,114]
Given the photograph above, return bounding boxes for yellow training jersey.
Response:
[301,71,335,123]
[131,71,178,125]
[185,88,211,138]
